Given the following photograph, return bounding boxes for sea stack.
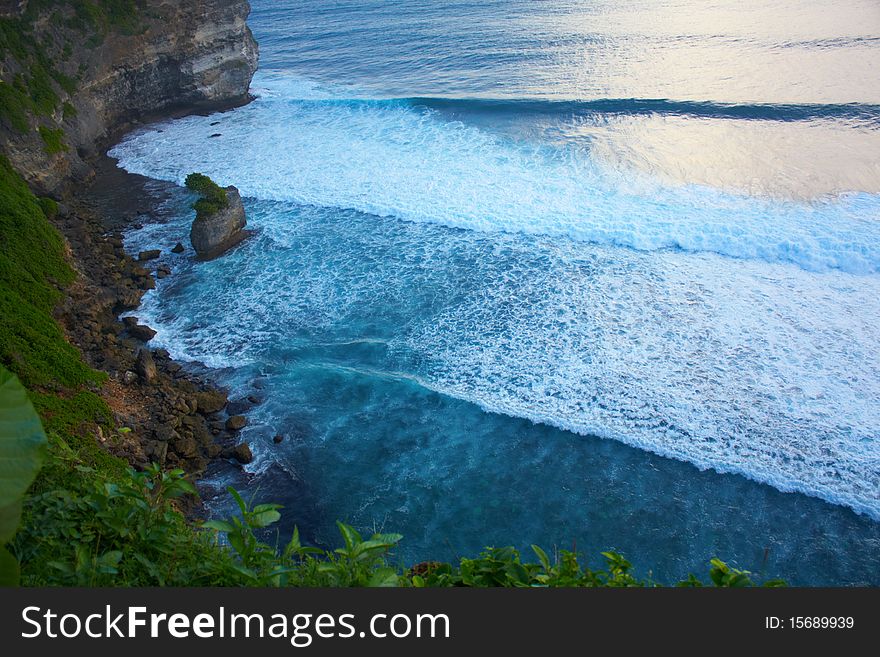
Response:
[186,173,251,259]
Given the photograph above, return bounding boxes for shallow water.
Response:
[110,0,880,584]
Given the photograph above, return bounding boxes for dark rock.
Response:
[222,443,253,464]
[128,323,156,342]
[195,389,228,414]
[209,133,222,138]
[122,316,138,328]
[146,440,168,465]
[117,291,142,310]
[190,186,251,259]
[156,270,169,279]
[135,348,157,383]
[225,415,247,431]
[138,249,161,261]
[153,424,178,442]
[273,434,284,444]
[171,242,185,254]
[171,433,199,459]
[154,348,170,360]
[226,397,254,415]
[190,422,215,447]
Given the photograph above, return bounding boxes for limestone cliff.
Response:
[0,0,258,194]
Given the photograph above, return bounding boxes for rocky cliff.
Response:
[0,0,258,194]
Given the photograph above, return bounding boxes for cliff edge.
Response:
[0,0,258,195]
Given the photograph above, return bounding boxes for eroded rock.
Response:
[190,186,250,259]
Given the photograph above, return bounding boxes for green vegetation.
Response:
[0,153,119,552]
[185,172,229,220]
[39,125,67,154]
[0,156,98,391]
[62,101,77,120]
[37,196,58,219]
[0,367,47,585]
[0,18,61,132]
[0,81,31,132]
[0,155,785,588]
[13,466,785,587]
[64,0,146,39]
[1,1,146,136]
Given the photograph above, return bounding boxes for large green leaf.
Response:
[0,545,20,586]
[0,365,47,544]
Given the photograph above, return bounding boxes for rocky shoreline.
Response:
[1,0,261,514]
[54,151,255,508]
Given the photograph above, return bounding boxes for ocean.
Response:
[109,0,880,584]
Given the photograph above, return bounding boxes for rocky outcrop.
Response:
[189,185,250,258]
[0,1,259,195]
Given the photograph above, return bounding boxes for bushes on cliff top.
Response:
[185,172,229,220]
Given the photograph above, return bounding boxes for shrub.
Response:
[0,367,47,585]
[0,81,31,132]
[185,172,228,220]
[14,468,786,587]
[38,196,58,218]
[38,126,67,154]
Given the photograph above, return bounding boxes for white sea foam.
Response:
[403,243,880,518]
[109,72,880,274]
[111,73,880,518]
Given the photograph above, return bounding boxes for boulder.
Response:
[222,442,253,464]
[128,323,156,342]
[135,348,157,384]
[195,389,228,414]
[226,397,255,415]
[171,242,185,254]
[138,249,161,261]
[190,186,250,259]
[225,414,247,431]
[171,433,200,460]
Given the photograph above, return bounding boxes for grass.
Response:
[38,126,67,154]
[0,153,118,495]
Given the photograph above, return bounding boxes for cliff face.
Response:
[0,0,258,194]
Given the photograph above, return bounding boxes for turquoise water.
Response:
[111,1,880,584]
